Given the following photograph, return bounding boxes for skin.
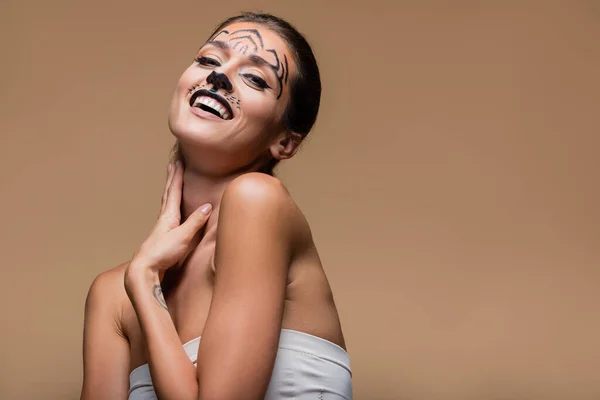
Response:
[81,22,346,400]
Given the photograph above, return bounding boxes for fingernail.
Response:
[200,203,212,215]
[168,163,172,172]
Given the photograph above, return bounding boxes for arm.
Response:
[195,174,295,400]
[123,165,293,399]
[123,160,212,400]
[81,269,131,400]
[124,268,200,399]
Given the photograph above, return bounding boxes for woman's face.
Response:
[168,22,296,174]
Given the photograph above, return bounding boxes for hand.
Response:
[128,161,212,275]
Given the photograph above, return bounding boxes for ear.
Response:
[269,131,303,161]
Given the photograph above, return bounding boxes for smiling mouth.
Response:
[189,89,234,120]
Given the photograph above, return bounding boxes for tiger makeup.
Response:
[184,26,292,123]
[168,22,297,175]
[207,28,290,99]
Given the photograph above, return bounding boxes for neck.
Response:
[180,169,229,243]
[175,138,276,241]
[160,165,245,287]
[179,163,269,243]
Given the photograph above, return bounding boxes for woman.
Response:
[81,12,351,400]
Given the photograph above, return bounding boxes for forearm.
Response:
[125,263,199,400]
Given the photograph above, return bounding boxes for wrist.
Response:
[124,260,159,294]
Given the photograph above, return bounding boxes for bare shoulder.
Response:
[223,172,293,207]
[221,173,312,244]
[85,262,129,315]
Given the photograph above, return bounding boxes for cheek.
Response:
[177,65,204,90]
[241,90,284,122]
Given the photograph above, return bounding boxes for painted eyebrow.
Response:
[202,40,281,90]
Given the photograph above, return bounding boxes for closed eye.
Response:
[242,74,271,90]
[195,56,221,67]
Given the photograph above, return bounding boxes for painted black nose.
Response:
[207,71,233,92]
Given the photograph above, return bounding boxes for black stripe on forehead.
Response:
[229,35,259,53]
[266,49,280,70]
[229,29,264,48]
[265,50,288,99]
[208,28,289,99]
[211,30,229,41]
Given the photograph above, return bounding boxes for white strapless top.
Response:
[129,329,352,400]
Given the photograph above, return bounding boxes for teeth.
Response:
[192,95,231,120]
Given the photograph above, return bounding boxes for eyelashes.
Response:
[195,56,220,67]
[193,56,271,91]
[241,74,270,89]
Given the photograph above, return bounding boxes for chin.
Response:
[168,108,210,144]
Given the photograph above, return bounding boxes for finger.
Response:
[177,203,212,240]
[160,163,176,213]
[164,161,184,218]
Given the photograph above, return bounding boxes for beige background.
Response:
[1,1,599,399]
